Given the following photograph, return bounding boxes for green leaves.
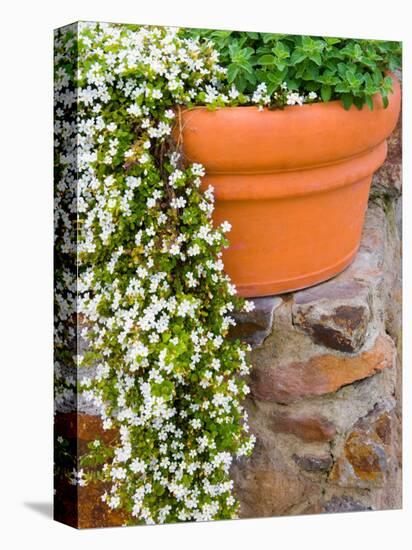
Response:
[290,48,307,65]
[365,95,374,111]
[189,29,401,110]
[320,84,332,102]
[225,41,257,91]
[341,94,354,110]
[257,54,276,65]
[152,380,175,401]
[226,63,239,82]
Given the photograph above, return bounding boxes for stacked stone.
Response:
[230,114,402,516]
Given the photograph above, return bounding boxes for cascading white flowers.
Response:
[54,22,257,525]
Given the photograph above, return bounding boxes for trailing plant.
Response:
[54,22,258,525]
[187,29,401,109]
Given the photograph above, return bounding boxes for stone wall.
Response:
[54,104,402,528]
[230,113,402,518]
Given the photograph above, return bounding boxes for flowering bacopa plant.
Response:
[54,22,259,525]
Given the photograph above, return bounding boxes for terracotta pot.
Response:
[177,76,401,297]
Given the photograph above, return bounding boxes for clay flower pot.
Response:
[177,76,401,297]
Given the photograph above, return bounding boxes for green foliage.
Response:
[186,29,401,109]
[54,22,256,526]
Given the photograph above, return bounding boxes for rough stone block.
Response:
[330,403,398,489]
[322,495,372,513]
[292,453,333,472]
[230,296,282,347]
[372,110,402,198]
[251,333,396,404]
[232,439,321,518]
[343,204,386,285]
[270,410,336,442]
[292,282,371,352]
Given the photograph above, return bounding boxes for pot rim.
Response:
[175,74,401,174]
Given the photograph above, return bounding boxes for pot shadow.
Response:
[24,501,53,519]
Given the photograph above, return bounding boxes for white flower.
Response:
[252,82,270,105]
[187,244,200,256]
[177,299,198,318]
[130,458,146,474]
[190,418,202,430]
[108,495,121,509]
[126,176,141,189]
[127,104,142,117]
[286,91,305,106]
[191,163,205,177]
[111,467,127,480]
[204,85,219,103]
[170,196,186,209]
[185,271,198,288]
[169,243,180,255]
[228,85,239,99]
[227,283,237,295]
[221,221,232,233]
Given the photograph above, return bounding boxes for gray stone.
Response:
[292,283,371,353]
[371,110,402,199]
[292,453,333,472]
[343,204,386,286]
[230,296,282,347]
[231,438,322,518]
[323,495,372,513]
